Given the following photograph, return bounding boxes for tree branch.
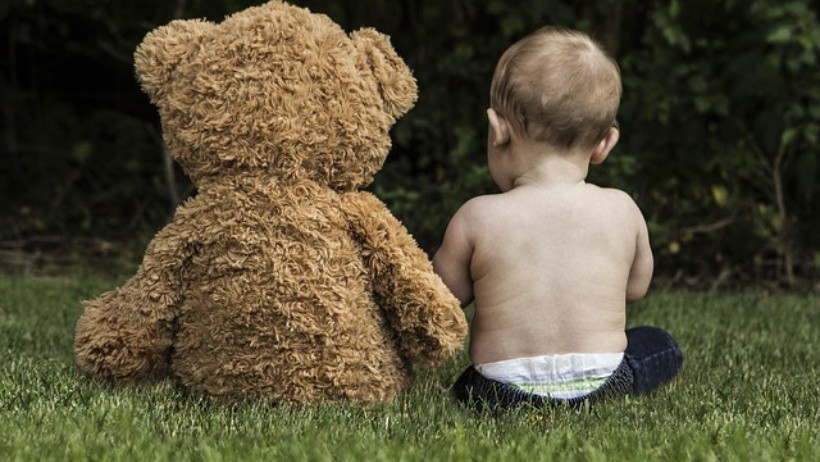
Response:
[680,216,736,235]
[772,141,795,286]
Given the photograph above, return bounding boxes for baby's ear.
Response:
[351,28,418,118]
[591,126,620,165]
[134,19,213,102]
[487,109,510,147]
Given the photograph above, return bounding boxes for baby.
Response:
[433,27,683,410]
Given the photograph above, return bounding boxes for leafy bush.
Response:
[612,0,820,284]
[1,0,817,285]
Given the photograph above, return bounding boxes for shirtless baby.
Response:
[433,27,683,411]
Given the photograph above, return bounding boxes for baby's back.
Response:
[468,184,639,364]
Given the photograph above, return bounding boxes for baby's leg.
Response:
[452,366,549,413]
[624,326,683,394]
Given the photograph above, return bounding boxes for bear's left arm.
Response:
[340,191,468,366]
[74,218,196,382]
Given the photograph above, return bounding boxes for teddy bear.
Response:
[74,0,468,404]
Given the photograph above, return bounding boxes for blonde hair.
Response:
[490,27,621,149]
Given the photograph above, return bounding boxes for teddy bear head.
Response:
[134,1,417,190]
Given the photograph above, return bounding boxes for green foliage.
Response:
[610,0,820,282]
[1,0,818,284]
[2,275,818,460]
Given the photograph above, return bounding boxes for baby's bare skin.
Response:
[434,110,652,365]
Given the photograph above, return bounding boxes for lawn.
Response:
[1,274,817,461]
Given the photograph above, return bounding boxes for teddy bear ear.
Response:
[134,19,213,102]
[351,28,418,118]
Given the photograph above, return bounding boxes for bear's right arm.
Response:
[74,219,196,382]
[338,191,468,367]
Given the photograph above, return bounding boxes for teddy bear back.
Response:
[134,1,417,190]
[159,176,413,402]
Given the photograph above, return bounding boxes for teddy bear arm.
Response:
[75,222,195,382]
[340,192,468,366]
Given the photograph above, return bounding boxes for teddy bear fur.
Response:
[74,1,468,404]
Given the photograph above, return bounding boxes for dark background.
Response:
[2,0,819,289]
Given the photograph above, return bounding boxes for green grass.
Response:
[1,274,818,461]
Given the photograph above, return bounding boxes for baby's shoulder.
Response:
[585,185,640,210]
[458,193,511,218]
[582,185,646,232]
[448,194,510,230]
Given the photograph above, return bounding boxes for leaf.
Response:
[780,127,798,148]
[694,96,711,113]
[500,14,524,38]
[71,142,93,163]
[767,25,793,44]
[712,185,729,207]
[669,0,681,19]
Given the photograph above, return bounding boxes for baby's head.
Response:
[489,27,621,151]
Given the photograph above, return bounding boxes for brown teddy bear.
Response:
[74,1,468,404]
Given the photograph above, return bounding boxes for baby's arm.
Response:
[626,201,654,301]
[432,203,475,306]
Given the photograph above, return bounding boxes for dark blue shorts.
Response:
[452,326,683,412]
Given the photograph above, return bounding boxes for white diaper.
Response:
[476,352,624,400]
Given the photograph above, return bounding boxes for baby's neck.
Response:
[510,146,591,190]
